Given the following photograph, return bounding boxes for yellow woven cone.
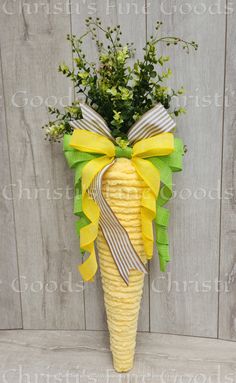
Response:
[97,158,148,372]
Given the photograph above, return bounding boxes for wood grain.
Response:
[148,0,226,337]
[0,50,22,329]
[0,330,235,382]
[0,0,85,329]
[70,0,149,331]
[219,6,236,341]
[0,0,235,340]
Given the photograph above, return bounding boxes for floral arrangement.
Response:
[42,18,197,373]
[43,17,197,141]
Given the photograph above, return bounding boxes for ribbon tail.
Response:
[77,156,114,282]
[132,157,160,259]
[89,160,147,285]
[78,246,97,282]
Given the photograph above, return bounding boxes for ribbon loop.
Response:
[128,103,176,144]
[70,129,115,157]
[70,102,115,142]
[132,133,174,158]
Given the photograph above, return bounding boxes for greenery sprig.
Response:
[42,18,198,141]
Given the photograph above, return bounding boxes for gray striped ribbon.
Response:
[128,103,176,144]
[89,162,147,285]
[70,102,176,284]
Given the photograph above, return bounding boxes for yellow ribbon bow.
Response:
[69,129,174,282]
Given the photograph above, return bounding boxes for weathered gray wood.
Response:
[0,330,235,382]
[0,0,235,338]
[0,1,85,329]
[71,0,149,331]
[0,50,22,329]
[219,7,236,341]
[148,1,226,337]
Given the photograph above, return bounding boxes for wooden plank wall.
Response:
[219,2,236,341]
[0,0,234,341]
[0,50,22,329]
[148,1,226,337]
[0,0,85,330]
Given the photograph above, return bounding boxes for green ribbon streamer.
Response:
[64,135,101,254]
[63,134,184,272]
[147,137,184,271]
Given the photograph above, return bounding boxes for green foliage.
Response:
[42,18,198,141]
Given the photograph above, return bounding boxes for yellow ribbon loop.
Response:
[132,133,174,158]
[69,129,174,282]
[70,129,115,157]
[131,133,174,259]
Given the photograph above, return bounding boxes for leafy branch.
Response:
[42,18,198,141]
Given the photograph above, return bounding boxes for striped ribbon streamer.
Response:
[89,161,147,285]
[69,102,176,284]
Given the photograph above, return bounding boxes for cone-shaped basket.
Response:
[96,158,147,372]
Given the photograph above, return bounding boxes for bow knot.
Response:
[115,146,132,159]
